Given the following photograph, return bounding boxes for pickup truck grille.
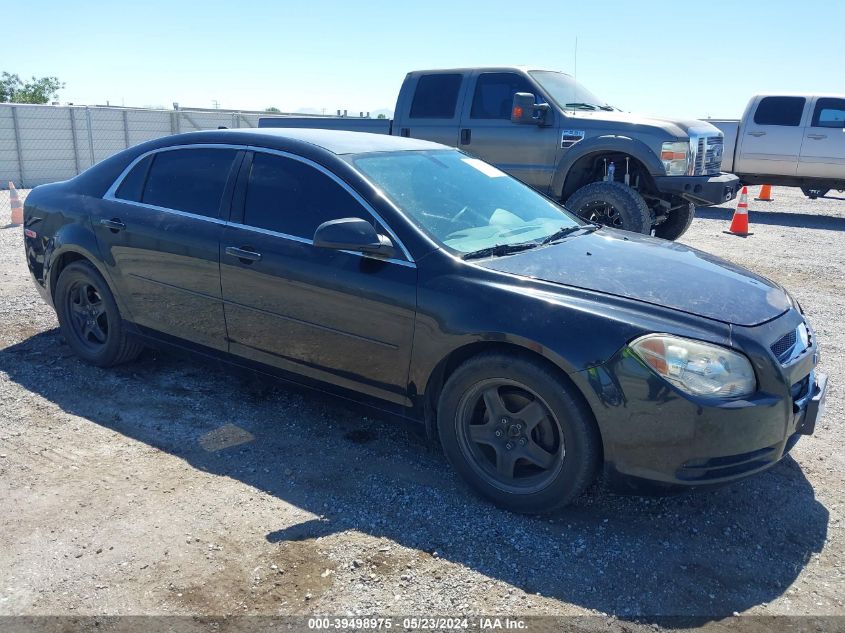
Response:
[694,136,724,176]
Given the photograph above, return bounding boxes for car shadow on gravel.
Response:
[0,330,830,622]
[694,206,845,231]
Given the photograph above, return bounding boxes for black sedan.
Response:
[22,128,827,513]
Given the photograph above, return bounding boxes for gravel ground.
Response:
[0,186,843,629]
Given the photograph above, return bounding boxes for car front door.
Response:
[798,97,845,180]
[219,151,417,405]
[457,71,559,193]
[736,96,808,176]
[95,146,241,351]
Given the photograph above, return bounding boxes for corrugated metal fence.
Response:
[0,103,304,188]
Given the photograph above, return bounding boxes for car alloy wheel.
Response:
[66,281,109,351]
[455,378,565,494]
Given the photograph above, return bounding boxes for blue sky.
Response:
[4,0,843,119]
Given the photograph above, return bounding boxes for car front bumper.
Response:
[654,172,742,207]
[573,313,826,493]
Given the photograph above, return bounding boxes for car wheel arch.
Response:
[421,340,602,451]
[552,136,664,201]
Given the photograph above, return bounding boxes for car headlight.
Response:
[661,141,690,176]
[629,334,756,398]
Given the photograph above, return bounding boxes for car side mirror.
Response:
[511,92,549,125]
[313,217,395,258]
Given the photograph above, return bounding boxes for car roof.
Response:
[200,127,445,155]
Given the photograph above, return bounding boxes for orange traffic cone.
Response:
[8,182,23,226]
[727,186,750,236]
[755,184,774,202]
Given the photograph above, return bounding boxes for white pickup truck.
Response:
[709,94,845,198]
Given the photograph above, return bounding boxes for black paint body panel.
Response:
[21,129,822,491]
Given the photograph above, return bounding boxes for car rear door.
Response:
[735,96,808,176]
[456,71,559,193]
[219,150,417,405]
[797,97,845,180]
[96,146,242,351]
[393,72,467,146]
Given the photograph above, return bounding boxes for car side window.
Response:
[471,73,537,119]
[811,98,845,129]
[243,152,369,240]
[753,97,806,127]
[115,155,152,202]
[141,148,237,218]
[409,74,463,119]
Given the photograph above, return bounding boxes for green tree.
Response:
[265,106,281,113]
[1,72,64,104]
[377,113,387,119]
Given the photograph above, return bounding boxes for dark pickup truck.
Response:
[260,66,741,239]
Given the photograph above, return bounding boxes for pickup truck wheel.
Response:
[437,352,601,514]
[55,261,144,367]
[801,187,829,200]
[653,203,695,241]
[565,181,652,234]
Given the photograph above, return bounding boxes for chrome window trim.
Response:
[103,143,415,264]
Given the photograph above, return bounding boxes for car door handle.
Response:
[225,246,262,263]
[460,128,471,145]
[99,218,126,232]
[807,133,827,140]
[748,131,766,137]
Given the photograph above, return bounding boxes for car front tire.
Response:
[565,181,652,234]
[653,202,695,240]
[55,260,144,367]
[437,352,601,514]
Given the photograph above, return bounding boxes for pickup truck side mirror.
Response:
[313,217,395,258]
[511,93,550,125]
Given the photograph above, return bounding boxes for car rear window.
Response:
[409,74,463,119]
[115,155,152,202]
[141,148,237,218]
[242,152,368,240]
[753,97,806,127]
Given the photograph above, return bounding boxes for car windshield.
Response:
[350,150,581,254]
[529,70,614,111]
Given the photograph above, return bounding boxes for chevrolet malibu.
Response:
[22,128,827,513]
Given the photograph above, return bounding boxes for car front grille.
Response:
[677,442,781,481]
[771,329,798,362]
[694,136,724,176]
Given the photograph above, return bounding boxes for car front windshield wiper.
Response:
[564,102,597,110]
[565,102,616,112]
[461,241,539,261]
[539,224,600,245]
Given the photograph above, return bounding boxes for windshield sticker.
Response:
[461,158,506,178]
[561,130,586,149]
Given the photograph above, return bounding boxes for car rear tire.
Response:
[437,352,601,514]
[653,203,695,240]
[801,187,829,200]
[55,260,143,367]
[565,181,652,234]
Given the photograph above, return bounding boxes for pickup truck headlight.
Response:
[629,334,756,398]
[660,141,690,176]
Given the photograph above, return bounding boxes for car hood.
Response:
[566,109,721,138]
[474,229,791,327]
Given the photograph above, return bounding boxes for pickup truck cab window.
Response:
[812,98,845,128]
[753,96,806,127]
[409,74,463,119]
[470,73,537,119]
[242,152,370,239]
[142,148,238,218]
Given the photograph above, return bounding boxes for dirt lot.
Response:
[0,186,843,628]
